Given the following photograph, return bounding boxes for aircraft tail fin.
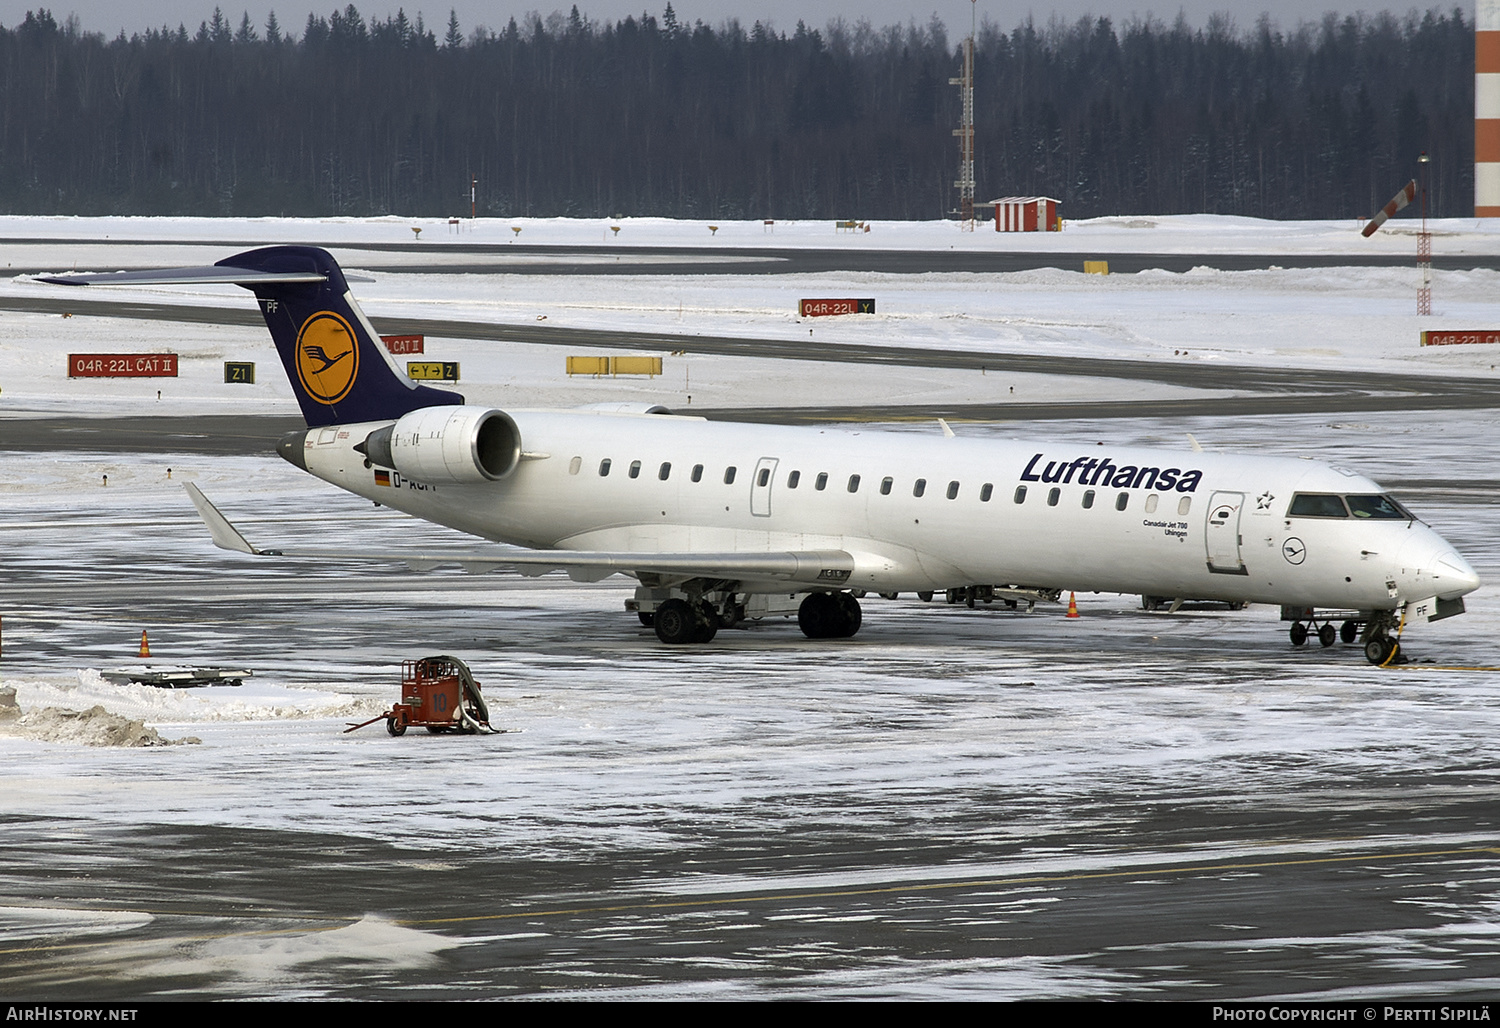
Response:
[42,246,463,427]
[216,246,462,427]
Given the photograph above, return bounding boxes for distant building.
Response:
[985,197,1060,232]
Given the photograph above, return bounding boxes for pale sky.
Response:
[0,1,1456,40]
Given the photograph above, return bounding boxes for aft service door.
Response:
[751,457,779,517]
[1205,491,1248,575]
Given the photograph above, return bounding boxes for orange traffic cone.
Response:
[139,630,151,658]
[1066,592,1079,618]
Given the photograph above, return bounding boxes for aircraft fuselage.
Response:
[287,410,1478,611]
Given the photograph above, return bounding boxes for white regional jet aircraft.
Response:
[45,246,1480,661]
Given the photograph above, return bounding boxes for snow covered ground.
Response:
[6,210,1500,255]
[4,214,1500,420]
[1,216,1498,1000]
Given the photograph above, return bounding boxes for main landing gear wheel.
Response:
[798,591,862,639]
[654,599,698,644]
[837,591,862,635]
[1289,622,1308,646]
[1318,623,1337,648]
[696,601,720,643]
[717,602,746,629]
[1365,636,1401,665]
[637,611,655,627]
[653,599,717,644]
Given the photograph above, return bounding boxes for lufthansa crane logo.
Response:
[295,311,360,405]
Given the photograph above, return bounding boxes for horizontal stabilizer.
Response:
[37,266,326,287]
[40,244,456,427]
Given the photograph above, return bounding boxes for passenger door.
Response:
[1205,491,1248,575]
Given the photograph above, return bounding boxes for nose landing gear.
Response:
[1282,606,1406,664]
[1364,635,1401,665]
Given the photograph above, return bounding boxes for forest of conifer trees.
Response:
[0,5,1476,219]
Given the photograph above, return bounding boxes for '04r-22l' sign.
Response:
[1420,330,1500,346]
[69,353,179,377]
[799,298,875,317]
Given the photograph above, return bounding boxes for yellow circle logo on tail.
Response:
[295,312,360,405]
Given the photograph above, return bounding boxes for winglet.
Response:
[184,483,259,554]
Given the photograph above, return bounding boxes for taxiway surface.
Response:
[1,412,1497,1000]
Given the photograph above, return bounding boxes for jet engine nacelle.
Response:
[363,405,522,484]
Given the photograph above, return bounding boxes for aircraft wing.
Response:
[185,484,853,586]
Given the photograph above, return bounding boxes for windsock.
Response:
[1362,180,1417,237]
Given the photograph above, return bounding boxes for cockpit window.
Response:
[1287,493,1349,518]
[1345,494,1412,519]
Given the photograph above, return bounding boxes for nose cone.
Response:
[1434,551,1482,599]
[1397,530,1481,600]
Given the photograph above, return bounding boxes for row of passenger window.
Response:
[563,457,728,483]
[588,458,714,482]
[572,461,1399,527]
[579,457,991,498]
[571,457,1191,515]
[1015,484,1193,516]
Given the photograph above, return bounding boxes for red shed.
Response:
[989,196,1060,232]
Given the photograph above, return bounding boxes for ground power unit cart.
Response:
[345,655,495,735]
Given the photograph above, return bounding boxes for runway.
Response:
[4,291,1500,454]
[9,237,1500,277]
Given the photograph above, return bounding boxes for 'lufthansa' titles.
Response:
[1020,453,1203,492]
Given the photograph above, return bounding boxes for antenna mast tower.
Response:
[951,1,977,230]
